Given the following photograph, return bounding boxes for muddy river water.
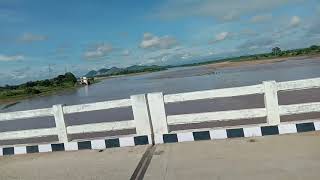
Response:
[1,57,320,145]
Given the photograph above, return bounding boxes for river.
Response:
[1,57,320,145]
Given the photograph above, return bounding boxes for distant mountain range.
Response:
[84,65,167,77]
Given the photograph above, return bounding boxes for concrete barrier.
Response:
[149,78,320,143]
[1,78,320,155]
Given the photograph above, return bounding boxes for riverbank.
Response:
[0,85,80,108]
[1,54,319,107]
[203,55,320,70]
[152,55,320,80]
[94,71,156,81]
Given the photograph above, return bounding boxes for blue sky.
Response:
[0,0,319,85]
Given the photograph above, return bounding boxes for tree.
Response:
[25,87,41,95]
[64,72,77,83]
[39,79,52,87]
[310,45,319,50]
[25,81,37,87]
[272,47,281,55]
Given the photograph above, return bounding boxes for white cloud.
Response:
[0,54,24,61]
[181,53,192,59]
[19,33,47,42]
[209,32,230,43]
[122,49,130,56]
[250,14,272,23]
[289,16,301,27]
[84,43,113,60]
[140,33,178,49]
[238,38,275,51]
[154,0,303,21]
[216,32,229,41]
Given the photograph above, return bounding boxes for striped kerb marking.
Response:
[177,132,194,142]
[243,127,262,137]
[14,146,27,155]
[278,124,297,134]
[163,134,178,143]
[119,137,135,147]
[51,143,65,151]
[38,144,52,153]
[91,139,106,150]
[3,147,14,156]
[226,128,244,138]
[78,141,92,150]
[210,129,227,139]
[193,131,210,141]
[296,122,315,132]
[26,145,39,153]
[261,126,279,136]
[0,122,319,156]
[134,136,149,145]
[105,138,120,148]
[161,121,319,144]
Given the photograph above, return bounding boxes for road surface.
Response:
[0,132,319,180]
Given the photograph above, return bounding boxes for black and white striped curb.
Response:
[0,135,152,156]
[156,121,320,144]
[1,121,319,156]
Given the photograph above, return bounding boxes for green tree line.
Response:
[0,72,77,99]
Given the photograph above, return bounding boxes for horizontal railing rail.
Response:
[0,108,53,121]
[147,77,320,143]
[63,99,131,114]
[279,102,320,115]
[277,77,320,91]
[163,84,264,103]
[0,128,57,141]
[67,120,136,134]
[167,108,267,125]
[0,77,320,146]
[0,94,152,145]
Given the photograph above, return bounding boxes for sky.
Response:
[0,0,319,85]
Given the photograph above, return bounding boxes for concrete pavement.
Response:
[0,132,319,180]
[144,131,320,180]
[0,145,149,180]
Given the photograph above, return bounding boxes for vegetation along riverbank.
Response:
[1,44,319,104]
[0,73,79,105]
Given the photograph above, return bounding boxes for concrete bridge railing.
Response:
[0,94,153,144]
[148,78,320,143]
[0,77,320,146]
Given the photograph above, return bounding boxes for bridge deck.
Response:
[0,132,319,180]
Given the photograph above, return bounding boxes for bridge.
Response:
[0,77,320,179]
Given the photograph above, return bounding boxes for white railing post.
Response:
[263,81,280,125]
[52,104,69,143]
[147,92,169,139]
[131,94,153,136]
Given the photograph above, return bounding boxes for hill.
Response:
[84,65,167,78]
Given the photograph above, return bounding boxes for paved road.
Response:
[145,131,320,180]
[0,132,319,180]
[0,145,149,180]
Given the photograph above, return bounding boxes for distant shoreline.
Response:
[201,54,320,70]
[0,86,79,107]
[1,54,319,106]
[94,71,159,81]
